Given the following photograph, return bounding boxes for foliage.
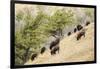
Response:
[84,8,94,22]
[41,9,74,37]
[15,6,94,65]
[15,7,49,65]
[16,10,24,22]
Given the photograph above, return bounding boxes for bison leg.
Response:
[82,32,85,37]
[58,47,59,53]
[31,56,35,61]
[77,37,79,40]
[84,34,85,37]
[84,32,85,37]
[51,50,54,55]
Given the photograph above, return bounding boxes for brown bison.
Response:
[74,28,77,33]
[51,46,59,55]
[67,32,71,36]
[31,53,38,61]
[50,38,60,50]
[76,29,85,40]
[86,21,90,26]
[40,47,46,54]
[77,24,83,31]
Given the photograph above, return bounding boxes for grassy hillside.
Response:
[25,23,94,65]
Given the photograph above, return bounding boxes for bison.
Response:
[77,24,83,31]
[51,46,59,55]
[49,38,60,50]
[31,53,38,61]
[76,29,85,40]
[86,21,90,26]
[74,28,77,33]
[40,47,46,54]
[67,32,71,36]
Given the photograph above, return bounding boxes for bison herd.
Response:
[31,21,91,61]
[31,37,60,61]
[67,21,90,41]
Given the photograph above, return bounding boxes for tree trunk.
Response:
[23,47,31,63]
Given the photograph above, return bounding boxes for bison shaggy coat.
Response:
[77,24,83,31]
[74,28,77,33]
[40,47,46,54]
[31,53,38,61]
[51,46,59,55]
[50,38,60,50]
[67,32,71,36]
[86,21,90,26]
[77,29,85,40]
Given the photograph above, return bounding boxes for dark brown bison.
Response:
[74,28,77,33]
[40,47,46,54]
[77,24,83,31]
[49,38,60,50]
[77,29,85,40]
[51,46,59,55]
[67,32,71,36]
[86,21,90,26]
[31,53,38,61]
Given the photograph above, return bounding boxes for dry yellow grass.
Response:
[25,23,94,65]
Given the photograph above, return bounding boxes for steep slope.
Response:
[25,23,94,65]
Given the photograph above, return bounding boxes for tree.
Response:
[42,9,74,38]
[15,7,49,65]
[15,7,74,65]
